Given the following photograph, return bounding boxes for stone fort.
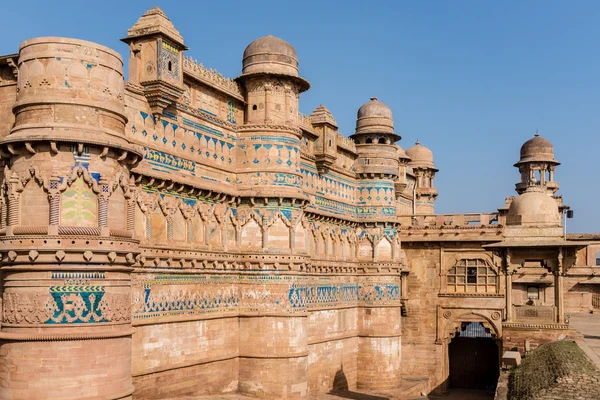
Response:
[0,6,598,400]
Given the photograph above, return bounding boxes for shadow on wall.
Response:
[329,366,389,400]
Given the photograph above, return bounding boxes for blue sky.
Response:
[3,1,599,232]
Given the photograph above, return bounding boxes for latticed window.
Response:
[447,259,497,293]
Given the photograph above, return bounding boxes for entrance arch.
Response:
[448,322,499,390]
[435,307,503,395]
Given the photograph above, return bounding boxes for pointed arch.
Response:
[375,237,393,261]
[241,214,262,249]
[20,175,49,226]
[268,215,290,249]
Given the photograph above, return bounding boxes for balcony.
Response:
[513,305,556,322]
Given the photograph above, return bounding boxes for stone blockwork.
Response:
[0,6,598,400]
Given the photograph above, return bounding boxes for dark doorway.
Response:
[449,322,499,390]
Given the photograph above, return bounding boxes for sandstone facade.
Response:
[0,7,597,399]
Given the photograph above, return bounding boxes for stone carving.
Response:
[183,56,243,97]
[3,290,130,325]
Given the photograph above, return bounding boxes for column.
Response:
[504,250,513,322]
[357,274,402,391]
[555,248,565,323]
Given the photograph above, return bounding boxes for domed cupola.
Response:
[406,141,437,171]
[350,97,400,180]
[405,141,438,213]
[514,133,560,195]
[506,186,561,227]
[238,35,310,92]
[351,97,400,143]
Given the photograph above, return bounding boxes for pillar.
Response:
[555,247,565,323]
[506,272,513,322]
[357,274,402,391]
[238,274,308,399]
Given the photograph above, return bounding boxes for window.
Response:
[527,286,540,300]
[365,138,373,144]
[378,137,387,144]
[168,61,172,71]
[596,251,600,266]
[447,259,497,293]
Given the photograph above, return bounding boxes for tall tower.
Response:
[0,37,140,399]
[350,98,403,391]
[121,6,187,117]
[406,141,438,214]
[514,133,560,196]
[234,36,310,399]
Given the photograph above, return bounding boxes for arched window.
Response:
[447,259,497,293]
[365,138,373,144]
[378,137,387,144]
[168,61,172,71]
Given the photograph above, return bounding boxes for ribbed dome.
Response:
[406,141,437,170]
[242,35,298,77]
[507,188,560,226]
[515,134,559,166]
[352,97,397,138]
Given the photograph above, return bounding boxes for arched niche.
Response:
[108,184,126,230]
[294,221,308,253]
[151,206,166,242]
[61,176,97,227]
[241,218,261,249]
[358,237,373,261]
[21,179,49,226]
[207,216,222,247]
[224,215,236,248]
[375,237,393,261]
[342,237,351,259]
[134,201,146,239]
[268,217,290,250]
[171,207,186,242]
[190,214,204,244]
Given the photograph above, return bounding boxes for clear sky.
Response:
[2,1,599,232]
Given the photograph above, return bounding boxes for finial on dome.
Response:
[370,97,378,101]
[415,139,420,146]
[535,128,539,137]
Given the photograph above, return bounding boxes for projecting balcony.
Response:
[513,305,556,323]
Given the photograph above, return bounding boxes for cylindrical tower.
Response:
[234,36,310,399]
[406,141,438,214]
[0,37,141,400]
[349,98,402,390]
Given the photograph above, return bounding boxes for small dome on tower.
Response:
[507,187,560,226]
[515,134,560,166]
[353,97,397,138]
[357,97,393,119]
[242,35,298,77]
[406,141,437,170]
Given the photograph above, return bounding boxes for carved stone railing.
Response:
[337,134,357,154]
[399,212,500,228]
[298,113,315,134]
[183,56,244,100]
[514,305,556,322]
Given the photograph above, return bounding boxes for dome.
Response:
[352,97,397,138]
[507,188,560,226]
[406,141,437,170]
[357,97,393,119]
[515,134,560,166]
[242,35,298,77]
